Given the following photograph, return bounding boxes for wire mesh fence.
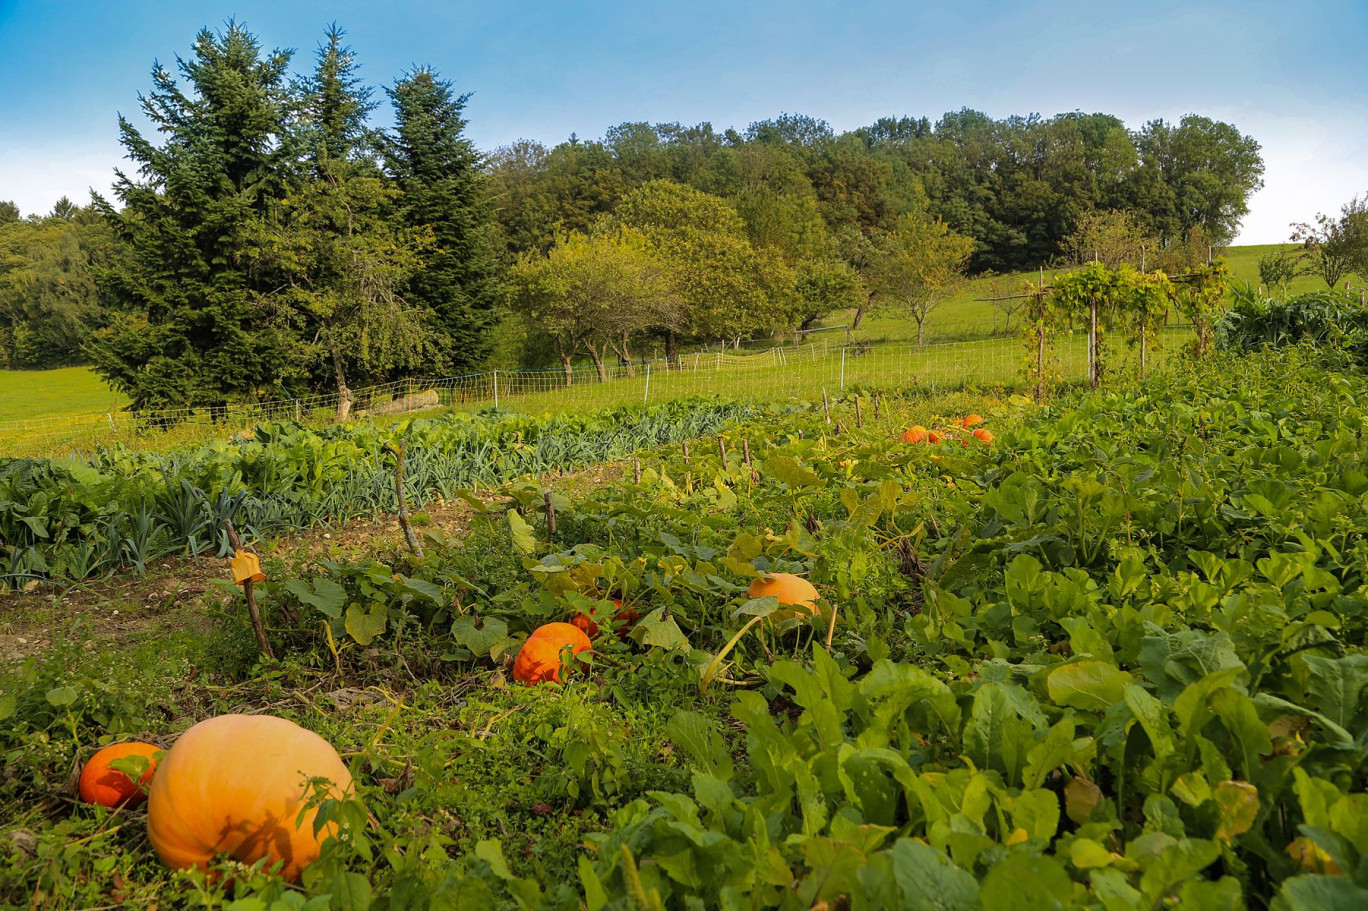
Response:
[1,332,1158,457]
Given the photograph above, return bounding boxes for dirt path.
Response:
[0,461,629,664]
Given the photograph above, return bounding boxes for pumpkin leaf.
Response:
[284,578,348,620]
[507,509,537,555]
[344,602,387,646]
[1047,660,1133,711]
[632,607,690,650]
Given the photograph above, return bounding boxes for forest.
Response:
[0,21,1266,410]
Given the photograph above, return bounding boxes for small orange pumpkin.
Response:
[900,425,928,444]
[973,428,994,444]
[960,413,984,429]
[513,622,593,684]
[927,430,945,445]
[748,573,822,622]
[147,714,352,882]
[80,741,161,808]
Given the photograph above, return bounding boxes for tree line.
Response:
[0,21,1270,413]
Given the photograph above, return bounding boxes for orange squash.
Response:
[147,714,352,882]
[513,622,593,684]
[900,425,928,444]
[748,572,822,621]
[80,741,161,808]
[973,428,994,444]
[927,430,945,445]
[960,413,984,429]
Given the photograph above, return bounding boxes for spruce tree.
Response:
[383,68,500,372]
[91,22,295,412]
[274,26,431,420]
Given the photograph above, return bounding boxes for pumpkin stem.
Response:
[699,615,763,694]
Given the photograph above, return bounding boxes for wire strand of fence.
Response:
[1,335,1112,456]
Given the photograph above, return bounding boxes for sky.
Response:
[2,0,1366,244]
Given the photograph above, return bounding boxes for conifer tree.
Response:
[383,68,500,372]
[90,22,296,412]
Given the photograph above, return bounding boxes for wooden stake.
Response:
[717,435,727,465]
[742,438,752,468]
[224,518,274,660]
[544,489,557,536]
[854,396,863,429]
[873,396,881,420]
[821,389,831,425]
[634,459,642,483]
[682,439,690,460]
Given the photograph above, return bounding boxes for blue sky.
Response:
[2,0,1366,243]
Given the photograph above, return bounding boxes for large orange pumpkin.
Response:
[147,714,353,882]
[80,741,161,808]
[960,413,984,429]
[513,622,593,684]
[748,573,822,622]
[972,428,994,444]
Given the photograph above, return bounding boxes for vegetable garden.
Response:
[4,344,1368,909]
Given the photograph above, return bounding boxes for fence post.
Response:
[716,351,722,371]
[643,363,651,404]
[493,370,499,409]
[840,347,847,390]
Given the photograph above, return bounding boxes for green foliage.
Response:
[385,67,502,373]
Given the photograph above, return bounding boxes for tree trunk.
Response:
[586,344,609,382]
[917,318,925,346]
[852,297,870,331]
[561,354,574,388]
[665,330,680,370]
[329,335,354,423]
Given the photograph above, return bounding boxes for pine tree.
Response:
[274,26,431,421]
[90,22,295,413]
[383,68,500,372]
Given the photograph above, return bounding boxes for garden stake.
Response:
[682,439,690,460]
[634,459,642,483]
[873,395,881,420]
[822,389,831,425]
[544,489,557,536]
[383,441,424,559]
[224,518,274,660]
[855,396,863,428]
[718,435,727,465]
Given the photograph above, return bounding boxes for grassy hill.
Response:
[0,244,1348,427]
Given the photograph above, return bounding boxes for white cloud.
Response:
[1,142,122,217]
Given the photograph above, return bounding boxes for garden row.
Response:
[0,398,755,588]
[4,347,1368,908]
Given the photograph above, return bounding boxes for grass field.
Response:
[0,365,127,423]
[0,244,1329,435]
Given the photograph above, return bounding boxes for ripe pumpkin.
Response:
[972,428,994,444]
[748,572,822,621]
[900,425,928,444]
[147,714,352,882]
[927,430,945,445]
[80,741,161,808]
[960,413,984,429]
[569,598,640,640]
[513,622,593,684]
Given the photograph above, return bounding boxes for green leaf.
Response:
[1302,654,1368,734]
[344,603,387,646]
[665,710,734,779]
[890,840,983,910]
[324,871,373,911]
[284,578,347,620]
[632,607,689,650]
[763,455,822,488]
[978,853,1073,910]
[45,685,79,707]
[507,509,537,555]
[1047,661,1132,711]
[451,616,511,658]
[1275,876,1368,910]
